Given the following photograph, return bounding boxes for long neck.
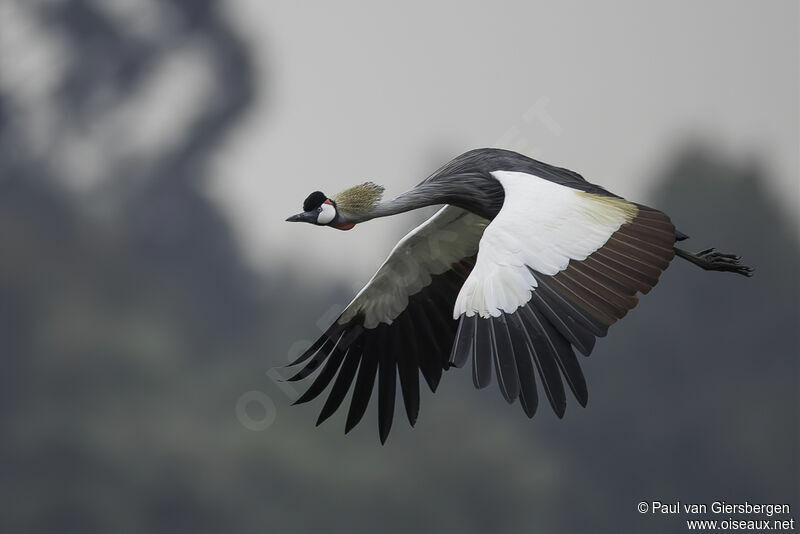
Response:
[357,184,445,222]
[344,177,505,223]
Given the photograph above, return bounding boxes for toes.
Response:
[687,248,753,277]
[729,263,754,277]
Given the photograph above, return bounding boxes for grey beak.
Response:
[286,211,316,223]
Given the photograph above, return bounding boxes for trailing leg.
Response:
[674,247,753,277]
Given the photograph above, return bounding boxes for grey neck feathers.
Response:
[354,185,443,222]
[341,175,505,223]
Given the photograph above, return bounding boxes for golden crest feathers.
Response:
[333,182,385,214]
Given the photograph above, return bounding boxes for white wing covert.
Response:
[450,170,677,417]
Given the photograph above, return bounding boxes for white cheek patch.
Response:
[317,203,336,225]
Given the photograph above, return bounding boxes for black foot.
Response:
[676,247,754,277]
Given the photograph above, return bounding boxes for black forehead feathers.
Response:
[303,191,328,212]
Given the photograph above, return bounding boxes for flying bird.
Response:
[285,148,752,443]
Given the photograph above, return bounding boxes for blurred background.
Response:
[1,1,797,533]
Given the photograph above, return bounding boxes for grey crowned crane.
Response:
[285,148,752,443]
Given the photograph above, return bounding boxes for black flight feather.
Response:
[472,317,493,389]
[508,314,539,418]
[489,316,519,403]
[530,290,596,356]
[288,334,328,366]
[287,333,342,382]
[395,315,421,427]
[316,340,362,426]
[519,305,567,418]
[409,301,443,392]
[377,342,397,444]
[450,315,476,369]
[530,308,588,407]
[345,330,380,434]
[292,343,347,405]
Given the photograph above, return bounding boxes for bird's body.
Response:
[286,148,751,443]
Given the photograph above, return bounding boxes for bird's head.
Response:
[286,183,385,231]
[286,191,356,231]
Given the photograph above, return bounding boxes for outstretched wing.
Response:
[450,170,677,417]
[287,206,488,443]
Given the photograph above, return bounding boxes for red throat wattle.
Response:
[332,222,356,231]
